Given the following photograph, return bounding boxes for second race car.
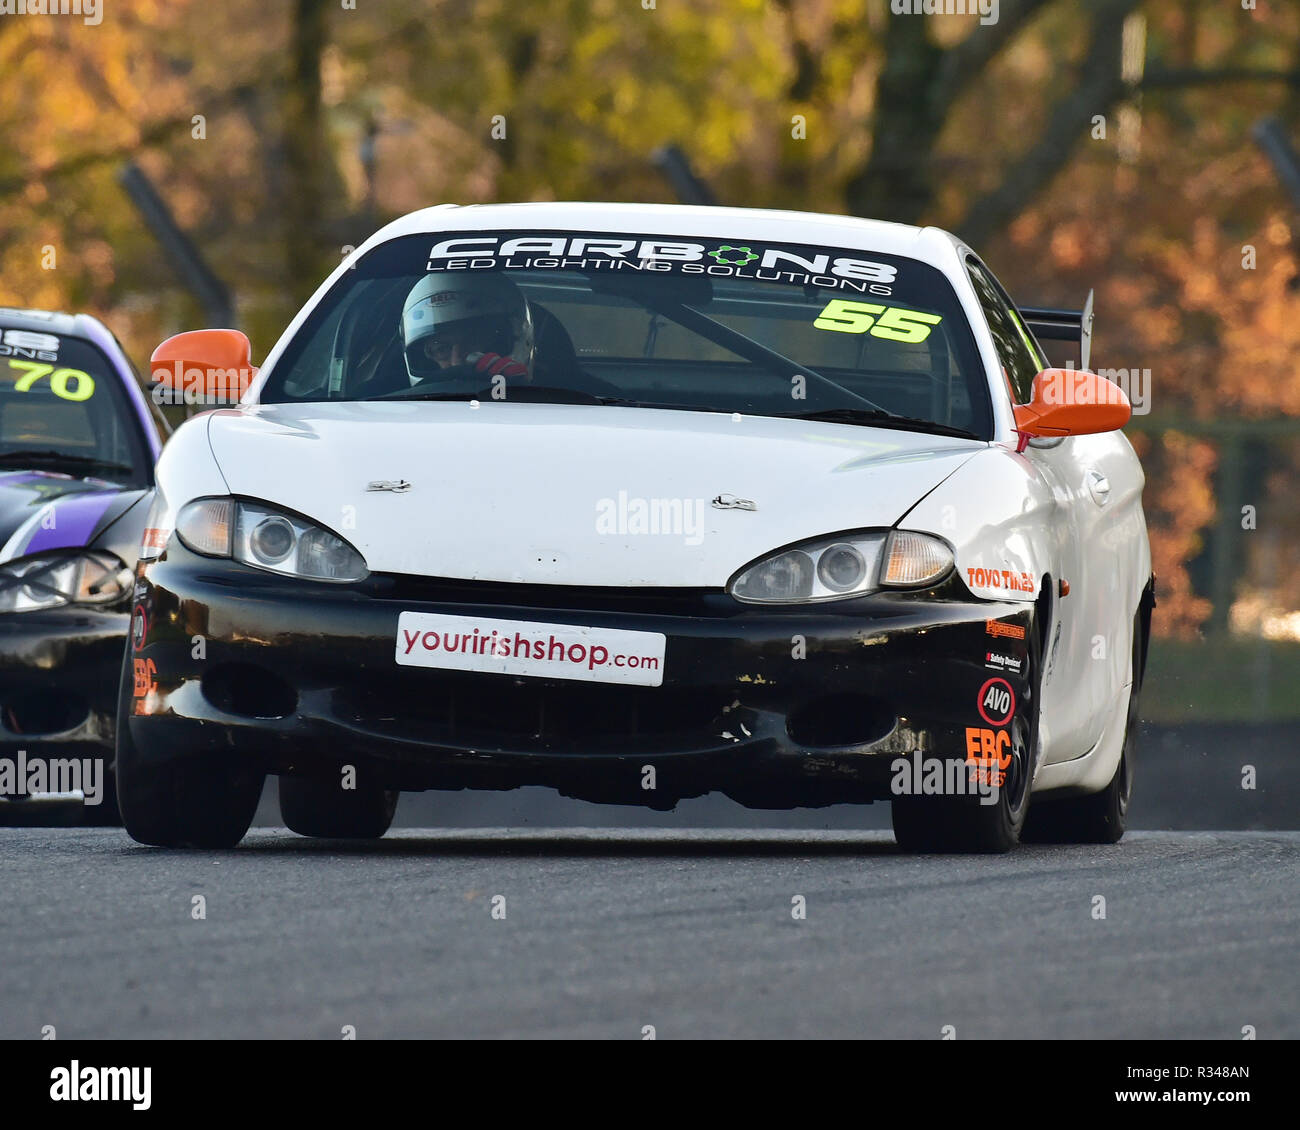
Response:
[0,307,163,822]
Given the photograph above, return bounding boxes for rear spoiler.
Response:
[1020,288,1094,372]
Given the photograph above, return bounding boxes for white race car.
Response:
[118,202,1153,852]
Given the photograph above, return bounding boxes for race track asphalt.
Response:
[1,827,1294,1039]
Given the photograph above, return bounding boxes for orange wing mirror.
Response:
[150,329,257,411]
[1014,369,1130,445]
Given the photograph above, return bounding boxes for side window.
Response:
[965,258,1043,405]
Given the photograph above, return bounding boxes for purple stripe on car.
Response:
[23,492,117,554]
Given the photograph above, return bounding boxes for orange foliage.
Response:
[1145,433,1219,638]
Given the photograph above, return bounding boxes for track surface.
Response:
[1,828,1294,1038]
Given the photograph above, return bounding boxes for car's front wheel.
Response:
[891,607,1043,854]
[279,775,398,839]
[890,706,1034,854]
[116,726,264,848]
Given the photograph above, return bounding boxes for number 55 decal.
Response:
[813,300,944,343]
[6,360,95,401]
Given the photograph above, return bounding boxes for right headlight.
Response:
[175,498,368,583]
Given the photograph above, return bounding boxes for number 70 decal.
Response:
[814,299,944,343]
[6,360,95,401]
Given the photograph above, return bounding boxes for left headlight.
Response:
[0,551,131,612]
[176,497,368,583]
[729,529,956,604]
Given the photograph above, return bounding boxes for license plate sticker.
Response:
[395,611,666,687]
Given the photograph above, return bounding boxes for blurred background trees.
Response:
[1,0,1298,714]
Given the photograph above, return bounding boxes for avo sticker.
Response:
[131,606,149,651]
[977,677,1015,726]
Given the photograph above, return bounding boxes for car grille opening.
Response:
[786,694,895,749]
[333,672,731,751]
[1,690,89,736]
[202,664,298,719]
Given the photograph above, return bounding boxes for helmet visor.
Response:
[404,314,516,378]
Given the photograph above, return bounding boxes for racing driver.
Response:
[400,271,535,384]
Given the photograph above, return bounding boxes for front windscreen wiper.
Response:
[788,408,980,440]
[363,388,490,402]
[0,450,136,478]
[366,384,610,405]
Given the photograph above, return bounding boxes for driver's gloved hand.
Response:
[468,352,528,378]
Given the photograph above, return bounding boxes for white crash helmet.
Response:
[400,271,535,382]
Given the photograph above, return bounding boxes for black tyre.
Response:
[891,719,1033,853]
[892,610,1043,854]
[1022,602,1146,845]
[279,774,397,839]
[116,725,264,848]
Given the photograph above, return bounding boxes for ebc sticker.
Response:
[977,677,1015,727]
[965,727,1010,786]
[424,235,899,296]
[132,657,157,698]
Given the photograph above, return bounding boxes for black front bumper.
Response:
[0,608,126,758]
[124,544,1035,808]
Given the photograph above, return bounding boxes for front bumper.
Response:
[0,607,126,758]
[124,543,1035,808]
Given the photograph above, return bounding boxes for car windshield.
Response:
[0,329,147,483]
[262,230,993,438]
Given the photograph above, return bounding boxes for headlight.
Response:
[730,533,887,603]
[879,530,954,588]
[176,498,368,583]
[0,551,131,612]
